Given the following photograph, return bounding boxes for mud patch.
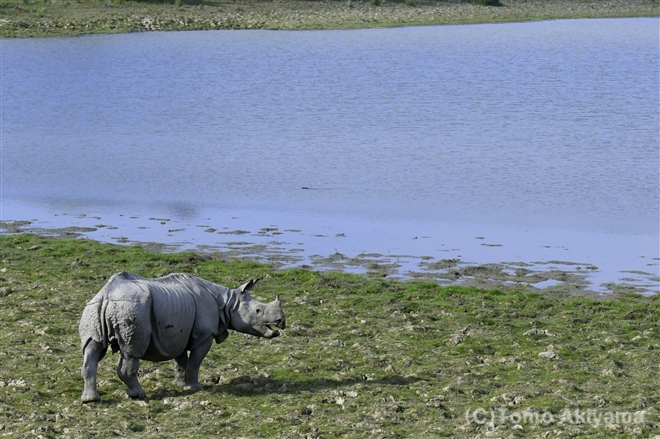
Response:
[309,252,402,277]
[420,258,461,270]
[0,222,98,238]
[406,260,594,294]
[0,220,33,233]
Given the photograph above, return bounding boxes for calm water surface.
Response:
[2,19,658,292]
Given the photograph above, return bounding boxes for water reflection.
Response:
[163,202,199,221]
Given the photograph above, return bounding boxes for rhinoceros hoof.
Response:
[183,384,203,392]
[127,388,147,399]
[81,392,101,403]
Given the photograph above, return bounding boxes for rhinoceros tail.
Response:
[79,291,108,353]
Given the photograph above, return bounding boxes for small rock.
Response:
[524,328,554,336]
[538,351,559,359]
[8,379,27,387]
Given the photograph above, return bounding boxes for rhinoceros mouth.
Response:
[263,324,281,338]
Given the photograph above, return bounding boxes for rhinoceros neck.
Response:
[191,277,238,328]
[223,289,239,326]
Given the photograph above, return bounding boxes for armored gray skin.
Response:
[79,272,285,403]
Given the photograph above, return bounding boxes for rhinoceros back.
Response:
[81,272,223,361]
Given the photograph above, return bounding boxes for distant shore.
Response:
[1,0,657,38]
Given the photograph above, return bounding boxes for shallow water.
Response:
[1,19,658,293]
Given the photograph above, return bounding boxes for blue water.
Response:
[1,18,658,292]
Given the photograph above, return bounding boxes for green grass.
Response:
[1,0,658,38]
[0,233,658,437]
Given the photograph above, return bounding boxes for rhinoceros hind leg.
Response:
[172,354,188,387]
[183,337,213,391]
[117,353,146,399]
[81,340,106,403]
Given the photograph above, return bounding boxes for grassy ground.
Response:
[1,0,658,38]
[0,233,658,438]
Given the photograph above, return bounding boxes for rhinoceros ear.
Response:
[237,278,259,295]
[274,295,281,305]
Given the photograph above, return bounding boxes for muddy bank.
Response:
[3,219,657,296]
[1,0,657,38]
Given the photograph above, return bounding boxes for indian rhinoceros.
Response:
[79,271,285,402]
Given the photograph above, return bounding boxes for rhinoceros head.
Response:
[229,279,285,338]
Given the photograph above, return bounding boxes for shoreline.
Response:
[1,0,658,38]
[2,208,658,296]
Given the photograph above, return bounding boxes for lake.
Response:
[1,18,658,293]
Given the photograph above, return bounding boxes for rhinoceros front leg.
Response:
[117,352,146,399]
[172,337,212,391]
[81,340,105,403]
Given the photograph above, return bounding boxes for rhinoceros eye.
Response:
[255,308,262,314]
